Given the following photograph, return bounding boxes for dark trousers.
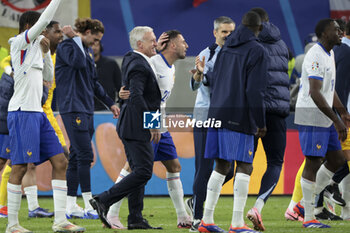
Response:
[192,127,234,220]
[254,113,286,202]
[61,113,94,196]
[98,139,154,223]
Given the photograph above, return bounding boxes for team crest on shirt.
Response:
[5,148,10,154]
[316,144,322,150]
[27,150,32,156]
[76,117,81,126]
[311,61,319,71]
[248,150,253,156]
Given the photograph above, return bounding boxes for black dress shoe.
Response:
[128,218,163,230]
[89,197,111,228]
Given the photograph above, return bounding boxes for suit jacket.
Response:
[117,51,161,142]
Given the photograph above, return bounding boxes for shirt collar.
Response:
[342,37,350,48]
[134,50,152,63]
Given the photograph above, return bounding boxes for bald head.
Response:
[242,11,262,36]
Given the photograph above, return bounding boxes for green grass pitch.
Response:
[1,196,350,232]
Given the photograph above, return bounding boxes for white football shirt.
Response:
[7,0,61,112]
[151,53,175,132]
[8,33,46,112]
[295,43,336,127]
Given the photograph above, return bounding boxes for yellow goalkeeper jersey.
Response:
[42,53,66,147]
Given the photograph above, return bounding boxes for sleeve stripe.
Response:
[25,30,30,44]
[308,76,323,81]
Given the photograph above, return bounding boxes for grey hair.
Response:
[129,26,154,50]
[214,16,235,31]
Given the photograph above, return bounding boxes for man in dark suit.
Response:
[90,26,162,230]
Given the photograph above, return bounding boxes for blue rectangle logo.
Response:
[143,110,161,129]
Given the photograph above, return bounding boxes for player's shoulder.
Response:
[305,44,326,61]
[150,53,162,63]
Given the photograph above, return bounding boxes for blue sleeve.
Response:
[57,39,87,69]
[246,47,268,128]
[190,48,210,91]
[41,86,49,106]
[190,76,202,90]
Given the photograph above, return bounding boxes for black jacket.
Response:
[117,51,161,141]
[334,43,350,108]
[0,73,14,134]
[259,22,290,117]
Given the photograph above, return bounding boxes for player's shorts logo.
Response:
[76,117,81,126]
[27,150,32,156]
[248,150,253,156]
[5,148,10,154]
[143,110,161,129]
[316,144,322,150]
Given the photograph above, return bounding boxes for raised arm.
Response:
[26,0,61,42]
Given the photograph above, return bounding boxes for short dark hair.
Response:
[250,7,269,22]
[163,30,182,50]
[335,18,346,33]
[19,11,41,33]
[242,11,262,30]
[46,20,59,30]
[315,18,334,38]
[346,21,350,35]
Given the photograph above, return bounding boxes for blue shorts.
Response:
[7,111,63,165]
[298,124,342,157]
[0,134,11,160]
[152,132,178,161]
[204,128,254,163]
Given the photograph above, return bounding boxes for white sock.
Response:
[107,169,130,218]
[341,174,350,218]
[24,185,39,211]
[166,172,187,218]
[288,200,297,212]
[254,198,264,214]
[301,177,315,222]
[232,173,250,228]
[116,168,130,182]
[52,180,67,223]
[7,183,22,227]
[314,206,323,215]
[67,196,77,211]
[314,164,334,215]
[82,192,93,211]
[315,165,334,195]
[202,170,225,224]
